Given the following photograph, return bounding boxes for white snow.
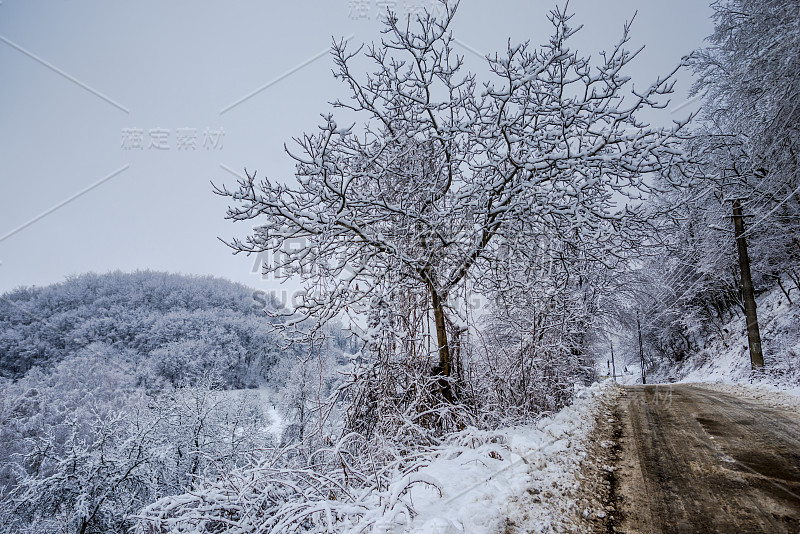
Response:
[643,283,800,399]
[370,382,612,533]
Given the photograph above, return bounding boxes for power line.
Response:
[739,182,800,240]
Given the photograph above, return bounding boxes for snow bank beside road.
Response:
[650,284,800,392]
[385,382,614,533]
[689,382,800,412]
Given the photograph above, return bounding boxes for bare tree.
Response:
[689,0,800,287]
[215,2,690,403]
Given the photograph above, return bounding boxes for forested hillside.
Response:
[623,0,800,388]
[0,271,289,388]
[643,284,800,386]
[0,272,348,533]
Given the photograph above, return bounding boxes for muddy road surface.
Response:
[609,384,800,533]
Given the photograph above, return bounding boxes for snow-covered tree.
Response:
[217,2,691,408]
[687,0,800,287]
[692,0,800,200]
[632,0,800,371]
[0,355,274,534]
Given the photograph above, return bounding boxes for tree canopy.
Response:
[217,3,692,403]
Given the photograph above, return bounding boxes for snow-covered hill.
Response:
[0,270,293,388]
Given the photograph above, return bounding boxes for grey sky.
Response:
[0,0,713,299]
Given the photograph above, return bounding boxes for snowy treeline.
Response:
[0,270,290,388]
[625,0,800,384]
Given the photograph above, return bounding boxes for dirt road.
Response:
[609,384,800,533]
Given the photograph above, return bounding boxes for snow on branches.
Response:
[215,2,690,410]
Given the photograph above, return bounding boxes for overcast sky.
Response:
[0,0,714,299]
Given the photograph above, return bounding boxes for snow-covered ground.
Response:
[368,382,616,533]
[646,284,800,396]
[688,382,800,412]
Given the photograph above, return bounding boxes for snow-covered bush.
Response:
[137,430,445,533]
[0,355,275,534]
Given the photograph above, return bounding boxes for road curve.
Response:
[610,384,800,533]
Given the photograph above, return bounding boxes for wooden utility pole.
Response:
[637,315,646,385]
[732,199,765,370]
[609,339,617,382]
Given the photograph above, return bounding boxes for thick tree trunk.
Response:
[430,289,452,401]
[732,200,765,371]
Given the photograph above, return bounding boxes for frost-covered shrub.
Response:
[0,356,274,534]
[136,431,445,534]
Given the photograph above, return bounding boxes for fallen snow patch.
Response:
[372,382,614,533]
[686,381,800,412]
